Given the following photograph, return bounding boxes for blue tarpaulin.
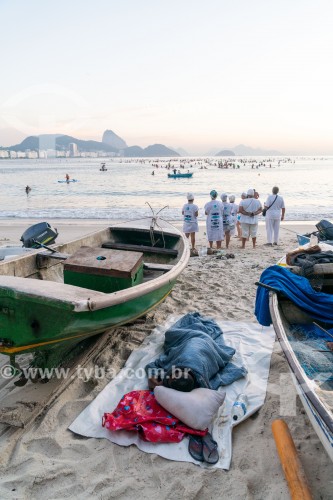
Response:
[145,312,247,388]
[255,265,333,327]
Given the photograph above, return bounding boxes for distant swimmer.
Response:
[25,185,31,194]
[152,171,155,175]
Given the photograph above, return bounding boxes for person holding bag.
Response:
[264,186,285,246]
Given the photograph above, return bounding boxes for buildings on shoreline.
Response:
[0,143,118,159]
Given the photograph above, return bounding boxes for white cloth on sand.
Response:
[204,200,224,241]
[69,317,275,470]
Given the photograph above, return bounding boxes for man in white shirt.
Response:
[264,186,285,246]
[238,188,262,249]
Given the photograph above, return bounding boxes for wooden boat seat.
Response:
[36,251,71,268]
[143,263,173,273]
[102,242,178,256]
[0,275,105,308]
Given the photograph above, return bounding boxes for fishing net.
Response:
[288,324,333,390]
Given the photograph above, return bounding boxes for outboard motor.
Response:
[20,222,58,248]
[316,220,333,241]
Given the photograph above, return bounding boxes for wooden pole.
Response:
[272,419,313,500]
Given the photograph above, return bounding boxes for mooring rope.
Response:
[107,205,177,250]
[145,202,170,248]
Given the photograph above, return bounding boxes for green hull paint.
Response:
[0,279,175,355]
[64,266,143,293]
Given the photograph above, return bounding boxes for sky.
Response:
[0,0,333,155]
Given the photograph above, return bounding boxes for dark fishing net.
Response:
[287,324,333,390]
[308,275,324,292]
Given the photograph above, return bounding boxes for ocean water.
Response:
[0,156,332,222]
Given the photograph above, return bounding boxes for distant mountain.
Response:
[3,131,282,157]
[212,144,283,156]
[102,130,127,149]
[175,147,190,157]
[205,148,221,156]
[5,133,179,157]
[8,134,60,151]
[8,134,118,153]
[123,146,145,157]
[123,144,179,157]
[216,149,235,156]
[143,144,179,157]
[232,144,282,156]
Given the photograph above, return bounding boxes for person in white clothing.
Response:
[228,194,238,238]
[204,190,224,253]
[236,192,247,239]
[182,193,199,254]
[264,186,285,246]
[238,188,262,249]
[221,193,232,249]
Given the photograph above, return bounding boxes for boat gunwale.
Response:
[269,291,333,435]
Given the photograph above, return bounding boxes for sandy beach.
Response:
[0,218,332,499]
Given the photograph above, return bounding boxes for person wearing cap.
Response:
[182,193,199,255]
[238,188,262,248]
[204,190,224,253]
[236,192,247,239]
[228,194,238,238]
[221,193,232,249]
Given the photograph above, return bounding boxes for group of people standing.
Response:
[182,187,285,254]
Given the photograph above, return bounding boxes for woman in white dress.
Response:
[204,190,224,253]
[236,192,247,239]
[182,192,199,254]
[228,194,238,238]
[221,193,232,249]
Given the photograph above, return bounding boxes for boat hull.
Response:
[0,278,175,355]
[167,173,193,178]
[269,292,333,462]
[295,376,333,462]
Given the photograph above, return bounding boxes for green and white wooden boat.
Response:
[0,218,189,373]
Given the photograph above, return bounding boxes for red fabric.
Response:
[102,390,207,443]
